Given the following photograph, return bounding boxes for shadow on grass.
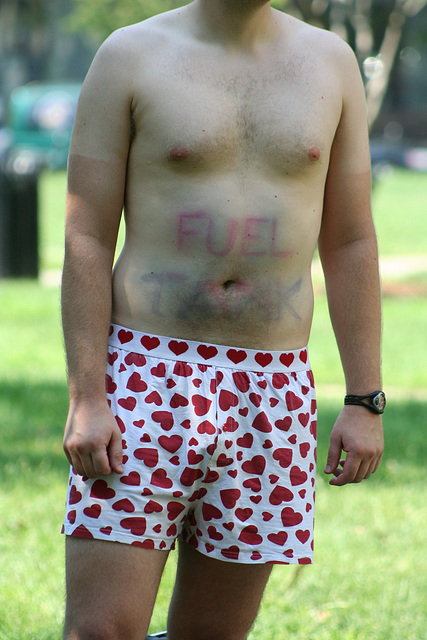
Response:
[1,379,426,482]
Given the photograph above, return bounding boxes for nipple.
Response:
[308,146,321,162]
[169,146,189,161]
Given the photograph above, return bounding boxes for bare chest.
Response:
[132,49,342,174]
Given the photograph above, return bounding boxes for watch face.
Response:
[373,392,386,413]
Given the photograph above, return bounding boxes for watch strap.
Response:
[344,390,386,414]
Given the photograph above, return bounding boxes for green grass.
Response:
[0,168,426,639]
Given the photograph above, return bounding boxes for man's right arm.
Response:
[62,31,134,478]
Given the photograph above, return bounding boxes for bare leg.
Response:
[167,542,273,640]
[63,537,169,640]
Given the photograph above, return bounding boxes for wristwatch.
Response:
[344,390,386,414]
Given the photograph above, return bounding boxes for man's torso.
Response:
[111,8,343,349]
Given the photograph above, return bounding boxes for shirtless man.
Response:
[61,1,384,638]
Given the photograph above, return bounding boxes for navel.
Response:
[308,146,321,162]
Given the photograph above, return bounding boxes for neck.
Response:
[192,0,275,49]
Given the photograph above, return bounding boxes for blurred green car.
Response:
[1,81,81,174]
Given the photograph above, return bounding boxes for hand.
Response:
[324,405,384,486]
[63,399,124,478]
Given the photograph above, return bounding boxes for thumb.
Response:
[109,426,124,474]
[325,432,342,475]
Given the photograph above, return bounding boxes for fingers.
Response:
[327,451,382,486]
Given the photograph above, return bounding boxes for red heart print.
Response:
[208,525,224,541]
[151,363,166,377]
[238,525,263,545]
[197,344,218,360]
[249,393,262,407]
[227,349,247,364]
[100,526,112,535]
[220,488,241,509]
[255,352,273,367]
[235,507,253,522]
[105,375,117,394]
[90,480,116,500]
[221,546,240,560]
[134,447,159,468]
[219,390,239,411]
[133,420,146,429]
[269,397,279,407]
[286,391,304,411]
[188,450,204,465]
[153,524,162,533]
[232,371,250,393]
[269,474,279,484]
[139,433,150,442]
[217,453,234,467]
[118,364,126,373]
[151,468,173,489]
[69,485,82,505]
[299,443,310,458]
[239,407,249,417]
[145,391,162,406]
[290,466,308,486]
[115,416,126,434]
[296,529,310,543]
[280,353,294,367]
[140,335,160,351]
[193,379,202,388]
[267,531,288,546]
[203,468,219,484]
[118,329,133,344]
[107,352,118,365]
[242,455,266,475]
[236,433,253,448]
[273,448,293,468]
[168,340,189,356]
[269,485,294,505]
[152,411,174,431]
[158,435,183,453]
[306,503,313,512]
[250,495,262,504]
[188,488,207,502]
[310,420,317,438]
[67,510,76,524]
[299,350,308,363]
[112,498,135,513]
[141,488,153,496]
[124,352,146,367]
[223,522,235,531]
[180,467,204,486]
[118,396,136,412]
[169,456,180,466]
[228,469,238,478]
[225,440,233,449]
[302,385,309,395]
[189,437,198,446]
[120,471,141,486]
[275,417,292,432]
[263,440,273,449]
[126,372,148,393]
[205,543,215,553]
[170,393,189,408]
[251,412,272,432]
[298,413,310,427]
[299,489,307,499]
[243,477,261,492]
[281,507,303,527]
[192,394,212,416]
[224,417,239,432]
[72,525,91,537]
[173,362,193,377]
[167,501,186,521]
[166,378,176,389]
[198,420,216,435]
[262,512,273,521]
[83,504,101,519]
[288,434,297,444]
[272,373,290,389]
[202,503,223,521]
[120,517,146,535]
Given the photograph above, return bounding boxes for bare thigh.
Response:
[63,537,169,640]
[167,542,273,640]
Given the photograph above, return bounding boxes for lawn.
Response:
[0,168,426,639]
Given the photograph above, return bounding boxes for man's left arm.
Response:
[318,42,384,486]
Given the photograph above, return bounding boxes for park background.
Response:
[0,1,426,639]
